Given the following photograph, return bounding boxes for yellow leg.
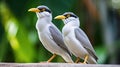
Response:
[47,53,57,62]
[75,57,80,63]
[83,55,88,64]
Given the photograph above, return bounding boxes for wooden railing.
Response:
[0,63,119,67]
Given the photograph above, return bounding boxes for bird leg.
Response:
[83,55,88,64]
[47,53,57,62]
[75,57,80,63]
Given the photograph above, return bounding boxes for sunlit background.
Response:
[0,0,120,64]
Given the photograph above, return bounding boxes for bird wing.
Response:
[49,26,71,56]
[74,28,98,61]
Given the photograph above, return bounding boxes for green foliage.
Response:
[95,45,107,64]
[0,2,36,62]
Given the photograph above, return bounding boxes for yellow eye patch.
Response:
[66,14,70,17]
[42,8,45,11]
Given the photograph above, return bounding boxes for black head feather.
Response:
[63,12,78,18]
[37,5,51,13]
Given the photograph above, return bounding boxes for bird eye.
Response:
[42,8,45,11]
[38,8,46,12]
[67,14,70,18]
[40,8,45,12]
[64,14,70,19]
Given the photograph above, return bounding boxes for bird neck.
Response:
[67,19,80,27]
[38,16,52,22]
[36,18,51,32]
[62,19,80,36]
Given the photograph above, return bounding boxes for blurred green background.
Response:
[0,0,120,64]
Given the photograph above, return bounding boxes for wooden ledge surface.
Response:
[0,63,119,67]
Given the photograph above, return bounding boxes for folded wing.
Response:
[74,28,98,61]
[49,26,71,56]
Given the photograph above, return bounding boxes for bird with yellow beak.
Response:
[54,12,98,64]
[28,6,73,63]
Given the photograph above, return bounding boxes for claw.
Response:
[83,55,88,64]
[47,53,56,62]
[75,57,80,63]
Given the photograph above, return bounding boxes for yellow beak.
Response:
[54,15,66,19]
[28,8,40,12]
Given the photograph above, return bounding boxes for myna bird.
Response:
[28,6,73,63]
[54,12,98,64]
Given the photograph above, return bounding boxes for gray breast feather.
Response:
[74,28,98,61]
[49,26,71,56]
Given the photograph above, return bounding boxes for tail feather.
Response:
[61,53,73,63]
[87,56,97,64]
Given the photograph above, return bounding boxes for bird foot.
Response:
[39,61,51,63]
[82,62,87,64]
[78,62,86,64]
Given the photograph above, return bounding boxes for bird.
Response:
[28,6,73,63]
[54,12,98,64]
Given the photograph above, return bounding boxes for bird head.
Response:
[54,12,80,26]
[28,5,52,20]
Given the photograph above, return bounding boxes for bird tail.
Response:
[61,53,73,63]
[87,56,97,64]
